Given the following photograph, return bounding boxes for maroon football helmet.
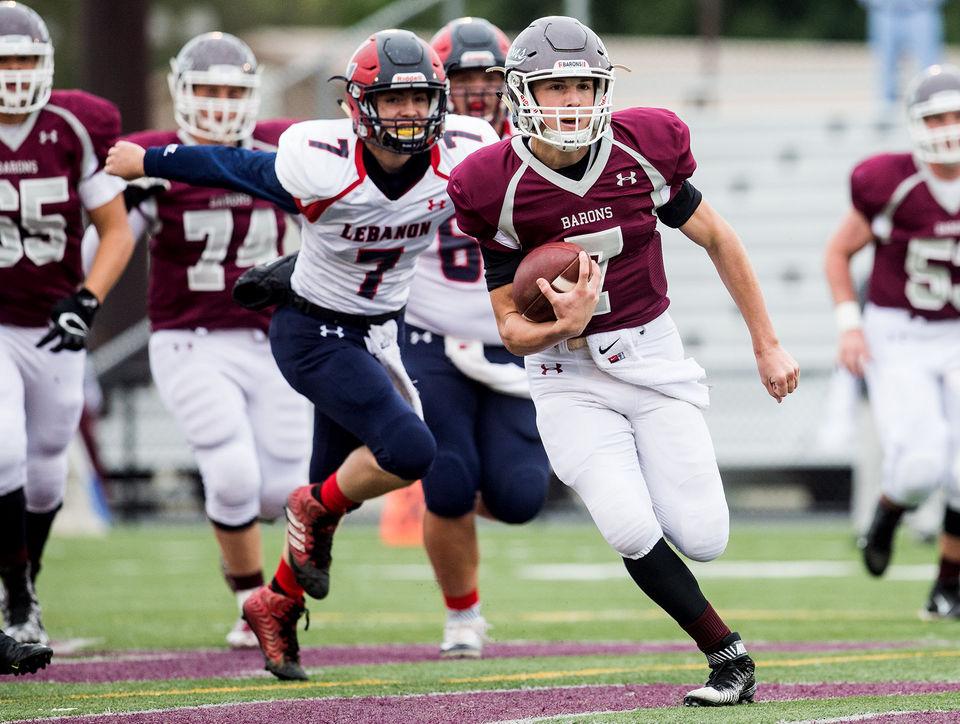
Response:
[430,17,510,127]
[335,29,447,154]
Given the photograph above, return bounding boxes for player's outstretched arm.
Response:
[824,208,874,377]
[489,251,601,356]
[680,199,799,403]
[106,140,298,215]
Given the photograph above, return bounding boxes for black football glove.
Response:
[36,288,100,352]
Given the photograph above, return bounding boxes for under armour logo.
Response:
[319,324,344,338]
[409,330,433,345]
[616,171,637,186]
[163,143,179,157]
[427,198,447,211]
[39,130,57,144]
[540,363,563,375]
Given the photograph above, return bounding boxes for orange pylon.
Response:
[379,479,425,547]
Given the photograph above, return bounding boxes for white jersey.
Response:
[275,115,497,316]
[406,120,509,344]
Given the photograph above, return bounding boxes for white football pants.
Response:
[527,312,728,561]
[149,328,312,526]
[863,304,960,510]
[0,324,85,512]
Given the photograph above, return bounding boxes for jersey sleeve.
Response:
[850,155,892,220]
[669,113,696,189]
[253,118,300,149]
[53,91,126,210]
[142,144,298,215]
[447,164,503,247]
[274,120,363,221]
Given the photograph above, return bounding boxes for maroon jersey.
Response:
[127,120,296,332]
[852,153,960,320]
[0,90,122,327]
[448,107,695,335]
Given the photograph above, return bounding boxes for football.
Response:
[511,242,585,323]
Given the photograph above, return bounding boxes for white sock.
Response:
[447,603,482,623]
[236,587,256,614]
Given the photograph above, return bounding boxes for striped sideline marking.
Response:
[5,649,957,707]
[500,709,942,724]
[11,684,960,724]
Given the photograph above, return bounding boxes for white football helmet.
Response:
[907,64,960,164]
[0,2,53,114]
[502,16,614,152]
[168,32,261,143]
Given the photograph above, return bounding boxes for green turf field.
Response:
[2,518,959,722]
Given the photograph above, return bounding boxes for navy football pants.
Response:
[269,306,436,483]
[403,325,549,523]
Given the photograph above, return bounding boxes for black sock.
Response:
[622,539,711,626]
[26,505,61,583]
[870,499,907,540]
[0,488,27,570]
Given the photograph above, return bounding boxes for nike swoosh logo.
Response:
[598,338,620,355]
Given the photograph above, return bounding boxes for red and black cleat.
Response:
[241,586,309,681]
[285,485,341,600]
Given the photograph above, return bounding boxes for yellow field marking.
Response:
[443,650,960,685]
[303,608,914,625]
[62,678,398,701]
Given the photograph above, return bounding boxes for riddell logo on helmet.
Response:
[554,60,589,70]
[392,72,427,83]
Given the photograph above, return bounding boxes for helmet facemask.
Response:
[504,65,614,152]
[448,68,505,126]
[168,33,261,144]
[169,65,260,144]
[906,65,960,165]
[350,81,447,155]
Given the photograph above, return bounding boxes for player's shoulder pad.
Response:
[276,117,357,202]
[122,128,179,148]
[611,107,689,161]
[252,118,300,150]
[850,152,916,215]
[436,114,500,170]
[46,89,122,143]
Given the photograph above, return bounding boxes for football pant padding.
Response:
[0,343,27,497]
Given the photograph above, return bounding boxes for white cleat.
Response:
[439,616,490,659]
[225,617,259,649]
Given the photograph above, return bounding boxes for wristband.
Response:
[834,300,862,333]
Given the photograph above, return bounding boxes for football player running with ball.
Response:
[826,64,960,620]
[448,16,799,707]
[107,29,497,680]
[0,1,134,645]
[393,17,550,658]
[83,32,312,649]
